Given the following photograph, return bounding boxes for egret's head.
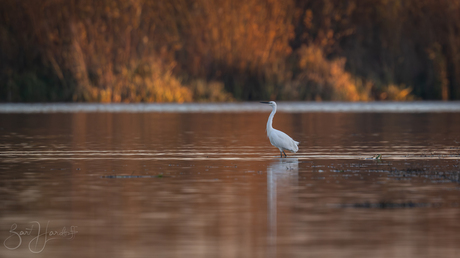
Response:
[260,101,277,107]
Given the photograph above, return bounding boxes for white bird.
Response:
[261,101,299,158]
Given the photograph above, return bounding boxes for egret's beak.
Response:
[260,102,270,104]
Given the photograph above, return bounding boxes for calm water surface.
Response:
[1,108,460,257]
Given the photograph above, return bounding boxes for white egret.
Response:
[261,101,299,158]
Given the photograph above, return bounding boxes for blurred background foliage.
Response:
[1,0,459,102]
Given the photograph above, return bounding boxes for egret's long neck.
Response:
[266,105,276,133]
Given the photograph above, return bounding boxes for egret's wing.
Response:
[269,129,299,153]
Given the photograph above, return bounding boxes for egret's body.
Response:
[261,101,299,158]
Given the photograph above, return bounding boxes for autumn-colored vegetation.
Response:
[1,0,460,102]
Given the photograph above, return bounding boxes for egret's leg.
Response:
[279,151,283,158]
[283,150,287,158]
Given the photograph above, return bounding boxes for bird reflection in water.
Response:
[267,158,299,256]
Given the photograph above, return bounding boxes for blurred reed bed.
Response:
[0,0,459,102]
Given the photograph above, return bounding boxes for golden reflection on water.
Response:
[0,112,460,257]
